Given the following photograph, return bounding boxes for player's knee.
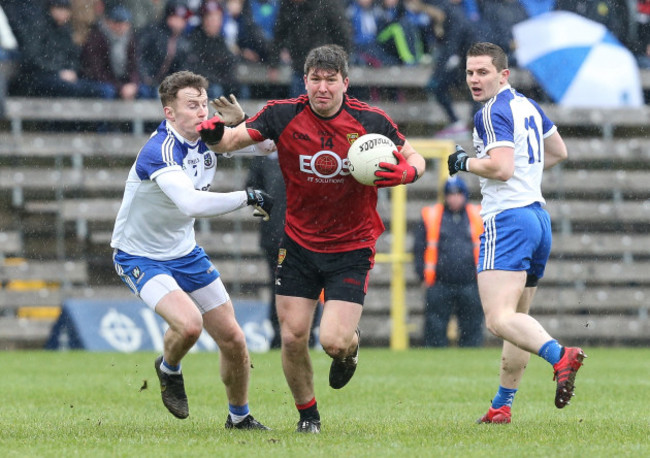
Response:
[320,334,349,359]
[177,319,203,343]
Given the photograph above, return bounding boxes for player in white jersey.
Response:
[111,70,272,429]
[447,42,586,424]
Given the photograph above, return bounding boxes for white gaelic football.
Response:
[347,133,398,186]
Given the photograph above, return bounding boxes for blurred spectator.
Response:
[222,0,273,65]
[2,0,46,49]
[249,0,279,40]
[274,0,352,97]
[119,0,166,32]
[71,0,106,45]
[478,0,528,63]
[376,0,430,65]
[0,5,18,118]
[80,5,141,100]
[518,0,555,17]
[347,0,401,67]
[555,0,632,48]
[137,0,192,99]
[413,176,484,347]
[16,0,115,97]
[636,0,650,67]
[186,0,240,98]
[424,0,476,139]
[245,153,287,349]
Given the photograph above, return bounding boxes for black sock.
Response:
[297,398,320,421]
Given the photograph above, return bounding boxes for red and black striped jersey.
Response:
[246,94,406,253]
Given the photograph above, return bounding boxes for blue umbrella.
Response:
[513,11,643,107]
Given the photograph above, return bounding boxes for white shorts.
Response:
[140,274,231,315]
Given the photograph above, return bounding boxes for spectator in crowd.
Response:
[376,0,430,65]
[245,153,287,349]
[198,43,426,433]
[80,5,141,100]
[110,70,271,429]
[186,0,240,98]
[222,0,275,98]
[249,0,279,40]
[636,0,650,68]
[17,0,114,98]
[0,5,18,118]
[347,0,401,67]
[137,0,192,99]
[478,0,529,64]
[448,41,585,424]
[273,0,352,97]
[222,0,273,65]
[424,0,476,139]
[555,0,632,48]
[413,176,484,347]
[119,0,166,33]
[518,0,555,17]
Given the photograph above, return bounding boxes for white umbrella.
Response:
[513,11,643,107]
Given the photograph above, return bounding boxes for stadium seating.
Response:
[2,65,650,348]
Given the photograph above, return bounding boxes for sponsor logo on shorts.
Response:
[132,266,141,278]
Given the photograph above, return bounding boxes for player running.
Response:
[198,44,426,433]
[448,42,586,424]
[111,70,271,429]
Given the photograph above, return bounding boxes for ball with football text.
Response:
[347,133,398,186]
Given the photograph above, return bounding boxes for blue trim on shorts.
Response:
[113,245,220,294]
[478,203,551,279]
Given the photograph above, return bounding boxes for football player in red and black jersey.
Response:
[198,44,426,433]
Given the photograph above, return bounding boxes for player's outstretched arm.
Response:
[197,119,257,153]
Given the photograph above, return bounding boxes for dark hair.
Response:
[304,44,349,79]
[158,71,208,107]
[467,42,508,71]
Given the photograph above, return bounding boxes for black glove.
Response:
[447,145,469,176]
[246,187,274,221]
[197,116,225,145]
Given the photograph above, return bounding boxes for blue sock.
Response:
[538,339,563,365]
[492,386,518,409]
[161,358,181,373]
[229,403,250,424]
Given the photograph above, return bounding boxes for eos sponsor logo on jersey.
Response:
[299,150,351,179]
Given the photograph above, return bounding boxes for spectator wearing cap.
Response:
[186,0,240,99]
[413,176,485,347]
[15,0,115,97]
[137,0,192,98]
[80,5,142,100]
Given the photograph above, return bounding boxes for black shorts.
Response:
[275,235,375,306]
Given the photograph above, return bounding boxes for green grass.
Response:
[1,347,649,457]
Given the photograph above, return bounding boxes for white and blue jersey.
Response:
[473,85,556,278]
[110,120,217,260]
[472,84,556,219]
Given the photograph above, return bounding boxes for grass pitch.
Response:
[1,347,649,457]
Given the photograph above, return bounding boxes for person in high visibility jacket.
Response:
[413,176,484,347]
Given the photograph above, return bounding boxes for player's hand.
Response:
[447,145,469,176]
[197,115,225,145]
[210,94,247,126]
[246,187,274,221]
[374,151,419,187]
